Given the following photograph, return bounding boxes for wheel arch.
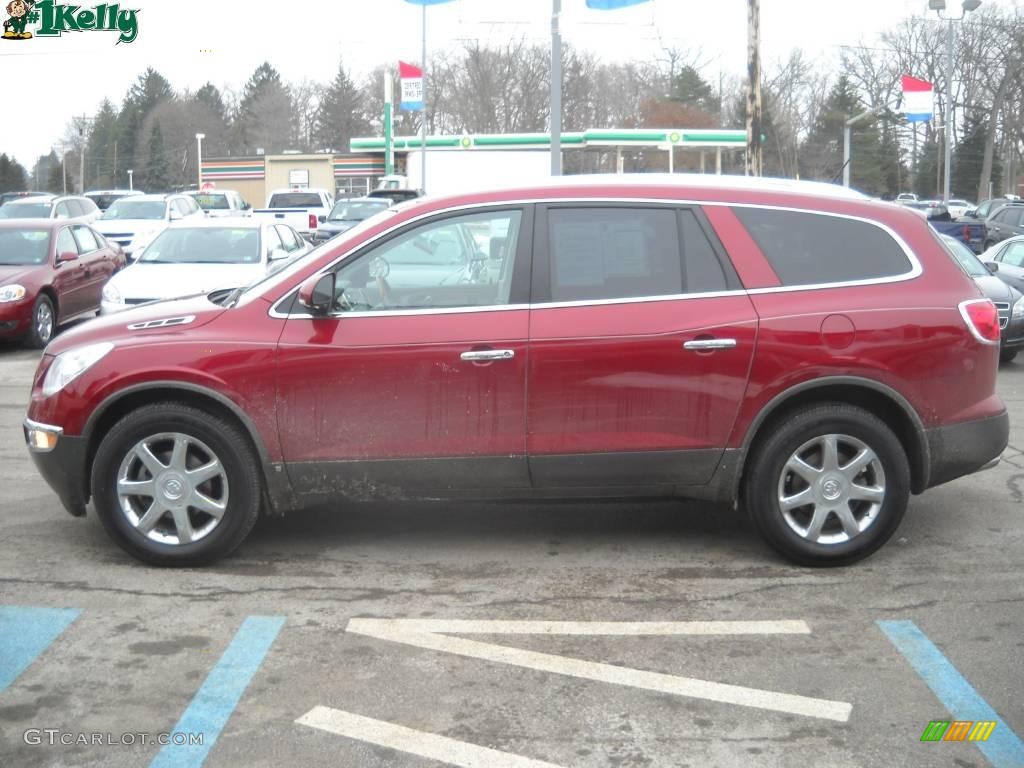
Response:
[736,376,930,496]
[82,381,295,514]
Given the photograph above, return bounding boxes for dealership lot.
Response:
[0,343,1021,767]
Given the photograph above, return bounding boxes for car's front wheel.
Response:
[25,294,55,348]
[744,404,910,567]
[91,403,261,566]
[1000,349,1018,364]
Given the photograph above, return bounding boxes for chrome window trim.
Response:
[265,196,924,320]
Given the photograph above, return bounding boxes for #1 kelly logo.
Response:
[2,0,139,43]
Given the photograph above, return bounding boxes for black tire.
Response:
[91,402,262,566]
[1000,349,1017,364]
[25,294,55,349]
[744,403,910,567]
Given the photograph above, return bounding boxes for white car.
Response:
[93,193,203,261]
[100,218,310,314]
[946,199,976,219]
[252,188,334,240]
[0,194,101,223]
[185,189,252,218]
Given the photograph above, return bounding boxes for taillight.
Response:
[959,299,1001,344]
[962,225,971,240]
[309,214,317,230]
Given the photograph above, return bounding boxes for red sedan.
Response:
[23,176,1008,567]
[0,219,124,347]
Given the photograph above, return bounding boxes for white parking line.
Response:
[297,706,567,768]
[346,619,852,722]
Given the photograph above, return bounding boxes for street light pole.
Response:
[930,0,982,202]
[195,133,205,190]
[550,0,562,176]
[127,169,133,191]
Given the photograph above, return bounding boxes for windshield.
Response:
[0,202,50,219]
[101,200,166,220]
[940,236,988,278]
[87,194,132,210]
[190,194,231,211]
[0,229,50,264]
[139,227,261,264]
[267,193,322,208]
[328,201,388,222]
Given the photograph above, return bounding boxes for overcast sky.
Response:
[0,0,1016,170]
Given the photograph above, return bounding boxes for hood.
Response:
[45,294,228,356]
[318,220,359,235]
[0,264,41,285]
[108,262,267,302]
[973,274,1015,303]
[94,219,165,235]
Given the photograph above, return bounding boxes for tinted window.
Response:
[331,209,522,312]
[548,208,682,301]
[72,225,99,252]
[268,193,323,208]
[734,208,912,286]
[1004,208,1024,227]
[681,210,728,293]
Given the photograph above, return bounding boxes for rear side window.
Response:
[546,207,728,302]
[734,208,912,286]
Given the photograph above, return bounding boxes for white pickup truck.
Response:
[252,188,334,241]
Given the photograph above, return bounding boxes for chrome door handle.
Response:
[461,349,515,362]
[684,339,737,351]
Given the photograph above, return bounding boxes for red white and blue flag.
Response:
[399,61,424,111]
[901,75,933,123]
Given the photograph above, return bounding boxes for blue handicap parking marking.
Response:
[0,606,80,691]
[149,615,286,768]
[878,620,1024,768]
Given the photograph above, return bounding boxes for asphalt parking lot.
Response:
[0,341,1021,768]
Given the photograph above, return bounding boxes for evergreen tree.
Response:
[86,99,120,189]
[799,76,887,195]
[312,60,370,152]
[953,115,1000,201]
[671,65,720,116]
[144,122,170,191]
[236,62,294,154]
[0,154,28,193]
[914,134,943,199]
[117,69,174,185]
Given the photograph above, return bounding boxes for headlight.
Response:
[0,284,26,303]
[41,342,114,397]
[1014,296,1024,319]
[102,283,123,304]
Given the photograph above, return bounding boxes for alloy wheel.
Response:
[116,432,229,545]
[776,433,886,545]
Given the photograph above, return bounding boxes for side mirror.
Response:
[169,210,182,221]
[297,272,335,315]
[244,202,252,211]
[57,250,78,264]
[986,261,1000,274]
[268,247,289,261]
[318,215,326,223]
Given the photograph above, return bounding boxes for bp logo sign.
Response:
[2,0,139,43]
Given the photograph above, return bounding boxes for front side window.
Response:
[734,207,913,286]
[72,225,99,253]
[329,209,523,312]
[547,207,688,302]
[56,227,78,257]
[1000,242,1024,268]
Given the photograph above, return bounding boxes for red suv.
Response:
[24,177,1008,567]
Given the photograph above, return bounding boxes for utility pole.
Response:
[113,141,118,187]
[76,114,93,194]
[745,0,763,177]
[550,0,562,176]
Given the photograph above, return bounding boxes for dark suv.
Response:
[24,177,1008,567]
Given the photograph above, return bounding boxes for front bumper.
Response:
[0,299,32,337]
[24,419,88,517]
[1001,313,1024,351]
[925,410,1009,489]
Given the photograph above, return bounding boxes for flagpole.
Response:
[421,1,428,193]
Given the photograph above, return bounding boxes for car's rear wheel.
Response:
[91,403,261,566]
[1000,349,1017,364]
[25,294,55,348]
[744,404,910,567]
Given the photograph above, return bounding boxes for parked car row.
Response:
[0,214,312,348]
